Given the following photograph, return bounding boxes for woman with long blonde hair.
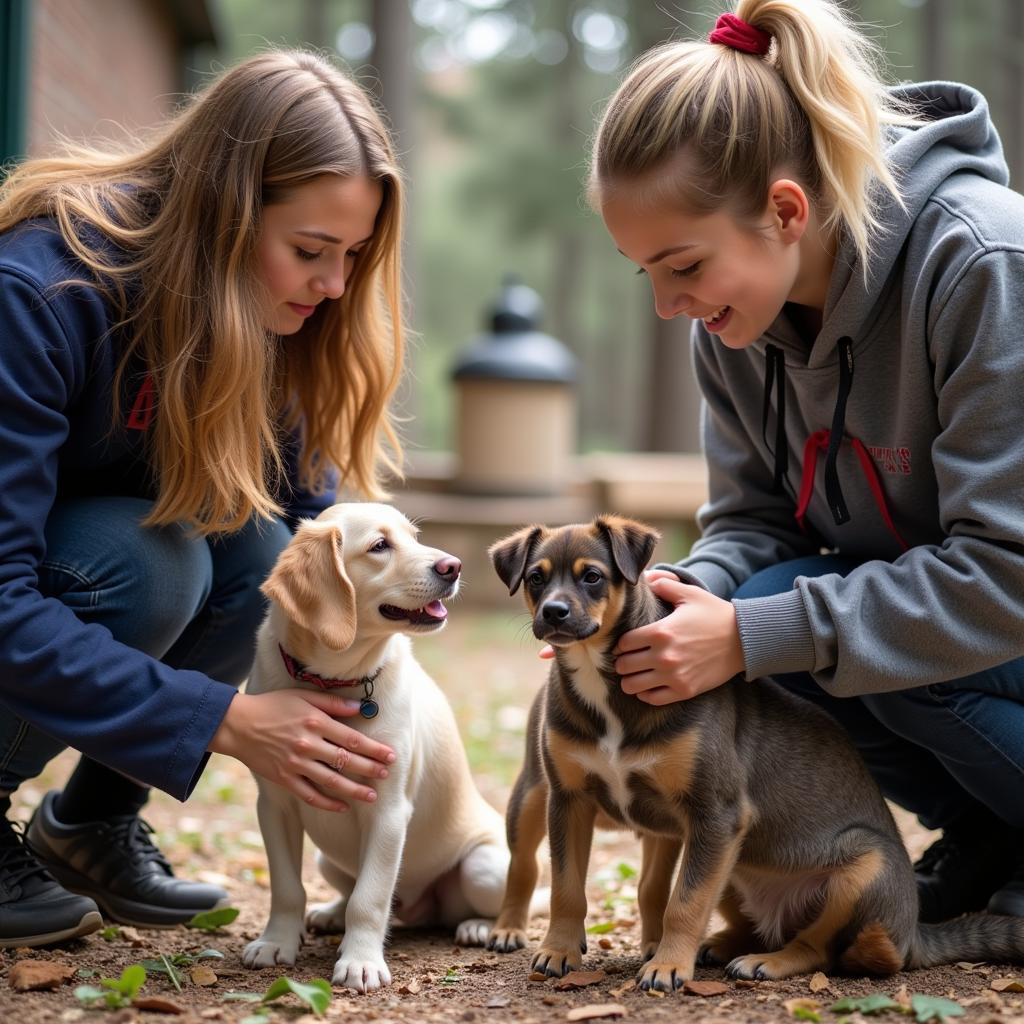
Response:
[590,0,1024,940]
[0,50,403,945]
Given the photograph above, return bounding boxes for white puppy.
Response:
[242,503,509,992]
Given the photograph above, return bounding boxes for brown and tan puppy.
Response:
[487,515,1024,991]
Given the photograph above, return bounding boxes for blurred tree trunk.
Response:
[303,0,328,48]
[632,5,702,452]
[921,0,947,81]
[369,0,419,432]
[1004,0,1024,187]
[548,0,585,423]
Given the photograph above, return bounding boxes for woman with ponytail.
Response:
[0,50,401,946]
[593,0,1024,921]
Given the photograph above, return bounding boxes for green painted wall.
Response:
[1,0,30,171]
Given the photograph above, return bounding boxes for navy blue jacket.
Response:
[0,220,334,799]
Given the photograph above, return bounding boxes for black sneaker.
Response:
[26,790,230,928]
[915,825,1018,923]
[988,857,1024,917]
[0,816,103,947]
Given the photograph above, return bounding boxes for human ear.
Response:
[767,179,810,243]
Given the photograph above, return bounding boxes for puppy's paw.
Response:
[242,935,300,969]
[306,898,347,934]
[332,953,391,993]
[637,958,689,992]
[641,940,659,963]
[726,951,801,981]
[530,944,582,978]
[455,918,493,947]
[698,927,755,966]
[487,926,528,953]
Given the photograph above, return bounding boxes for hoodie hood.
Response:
[774,82,1008,367]
[754,83,1009,532]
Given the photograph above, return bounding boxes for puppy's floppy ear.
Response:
[489,525,544,596]
[261,521,357,650]
[594,515,660,585]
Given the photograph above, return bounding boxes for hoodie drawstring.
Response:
[824,337,855,526]
[761,343,788,494]
[765,336,908,552]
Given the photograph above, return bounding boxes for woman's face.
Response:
[600,187,805,350]
[256,173,383,335]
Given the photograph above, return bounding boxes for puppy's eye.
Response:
[369,538,390,553]
[582,569,603,585]
[526,570,545,588]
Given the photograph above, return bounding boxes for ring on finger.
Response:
[332,745,351,773]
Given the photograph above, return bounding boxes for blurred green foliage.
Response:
[210,0,1023,453]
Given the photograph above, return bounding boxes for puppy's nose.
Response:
[433,556,462,580]
[542,600,571,623]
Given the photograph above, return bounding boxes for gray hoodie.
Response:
[668,82,1024,697]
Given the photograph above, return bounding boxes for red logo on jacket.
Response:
[127,375,155,431]
[866,445,911,475]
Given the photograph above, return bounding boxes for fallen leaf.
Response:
[956,962,986,972]
[684,980,729,997]
[784,997,822,1019]
[734,979,758,989]
[529,972,548,983]
[189,965,218,987]
[566,1003,627,1021]
[119,926,146,946]
[132,996,186,1014]
[554,970,607,990]
[992,979,1024,993]
[609,980,635,999]
[8,960,77,991]
[598,938,613,950]
[398,979,422,995]
[910,992,965,1023]
[643,988,665,998]
[809,972,830,993]
[486,995,510,1008]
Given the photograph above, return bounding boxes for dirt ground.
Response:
[3,610,1023,1024]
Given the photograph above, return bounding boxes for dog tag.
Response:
[359,697,379,719]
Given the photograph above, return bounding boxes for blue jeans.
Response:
[0,497,291,794]
[734,555,1024,832]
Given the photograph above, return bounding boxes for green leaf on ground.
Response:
[586,921,616,934]
[261,976,332,1016]
[911,994,965,1023]
[186,906,240,931]
[74,963,147,1009]
[830,994,899,1015]
[792,1008,821,1021]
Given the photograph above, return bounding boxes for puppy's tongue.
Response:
[424,600,447,620]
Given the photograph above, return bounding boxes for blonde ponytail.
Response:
[591,0,922,269]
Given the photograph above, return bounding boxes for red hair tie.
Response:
[709,12,772,56]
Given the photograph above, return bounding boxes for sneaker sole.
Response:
[45,862,233,929]
[0,909,104,948]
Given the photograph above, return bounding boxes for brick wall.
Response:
[27,0,182,156]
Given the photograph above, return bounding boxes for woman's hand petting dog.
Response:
[539,569,745,704]
[614,570,745,704]
[209,689,396,811]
